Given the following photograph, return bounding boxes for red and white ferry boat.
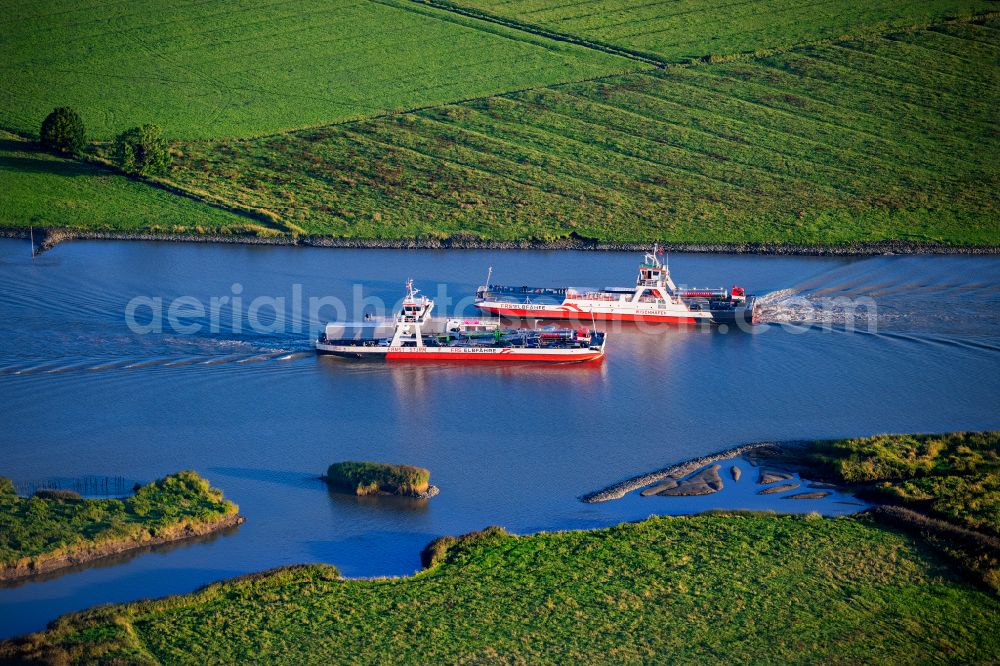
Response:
[475,246,756,325]
[316,281,606,363]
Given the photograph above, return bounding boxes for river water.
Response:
[1,239,998,637]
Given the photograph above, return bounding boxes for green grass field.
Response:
[3,514,998,664]
[167,18,1000,245]
[0,0,634,140]
[439,0,994,62]
[0,132,258,233]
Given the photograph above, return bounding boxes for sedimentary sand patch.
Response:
[758,470,793,484]
[640,479,679,496]
[782,491,831,500]
[758,483,800,495]
[656,465,724,497]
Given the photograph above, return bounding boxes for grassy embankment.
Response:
[324,461,431,496]
[2,514,998,664]
[167,17,1000,246]
[0,471,241,581]
[3,432,1000,664]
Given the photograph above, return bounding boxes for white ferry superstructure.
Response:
[474,246,756,325]
[316,281,607,362]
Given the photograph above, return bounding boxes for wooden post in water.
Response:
[29,225,35,258]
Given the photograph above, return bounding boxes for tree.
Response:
[40,107,86,155]
[114,124,170,176]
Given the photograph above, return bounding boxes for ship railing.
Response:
[482,285,568,297]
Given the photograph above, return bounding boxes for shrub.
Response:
[420,535,457,568]
[114,124,171,176]
[325,461,430,496]
[0,477,15,497]
[40,107,86,155]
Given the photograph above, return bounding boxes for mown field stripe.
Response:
[834,34,998,82]
[697,62,984,164]
[389,109,698,216]
[558,85,889,193]
[412,111,659,208]
[603,0,847,40]
[610,76,952,181]
[423,98,733,200]
[814,44,994,103]
[445,0,997,64]
[340,122,607,207]
[409,110,687,209]
[886,31,988,65]
[465,95,773,201]
[666,67,975,169]
[913,22,1000,59]
[761,46,999,130]
[629,75,936,178]
[503,88,865,200]
[780,53,991,135]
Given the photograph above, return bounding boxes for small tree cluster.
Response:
[40,107,86,155]
[114,124,171,176]
[38,108,173,176]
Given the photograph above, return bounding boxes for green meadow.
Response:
[0,132,251,233]
[169,19,1000,245]
[0,0,633,140]
[3,514,998,664]
[439,0,995,62]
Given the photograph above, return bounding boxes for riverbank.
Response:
[4,227,999,257]
[2,512,998,664]
[0,514,245,583]
[0,472,243,583]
